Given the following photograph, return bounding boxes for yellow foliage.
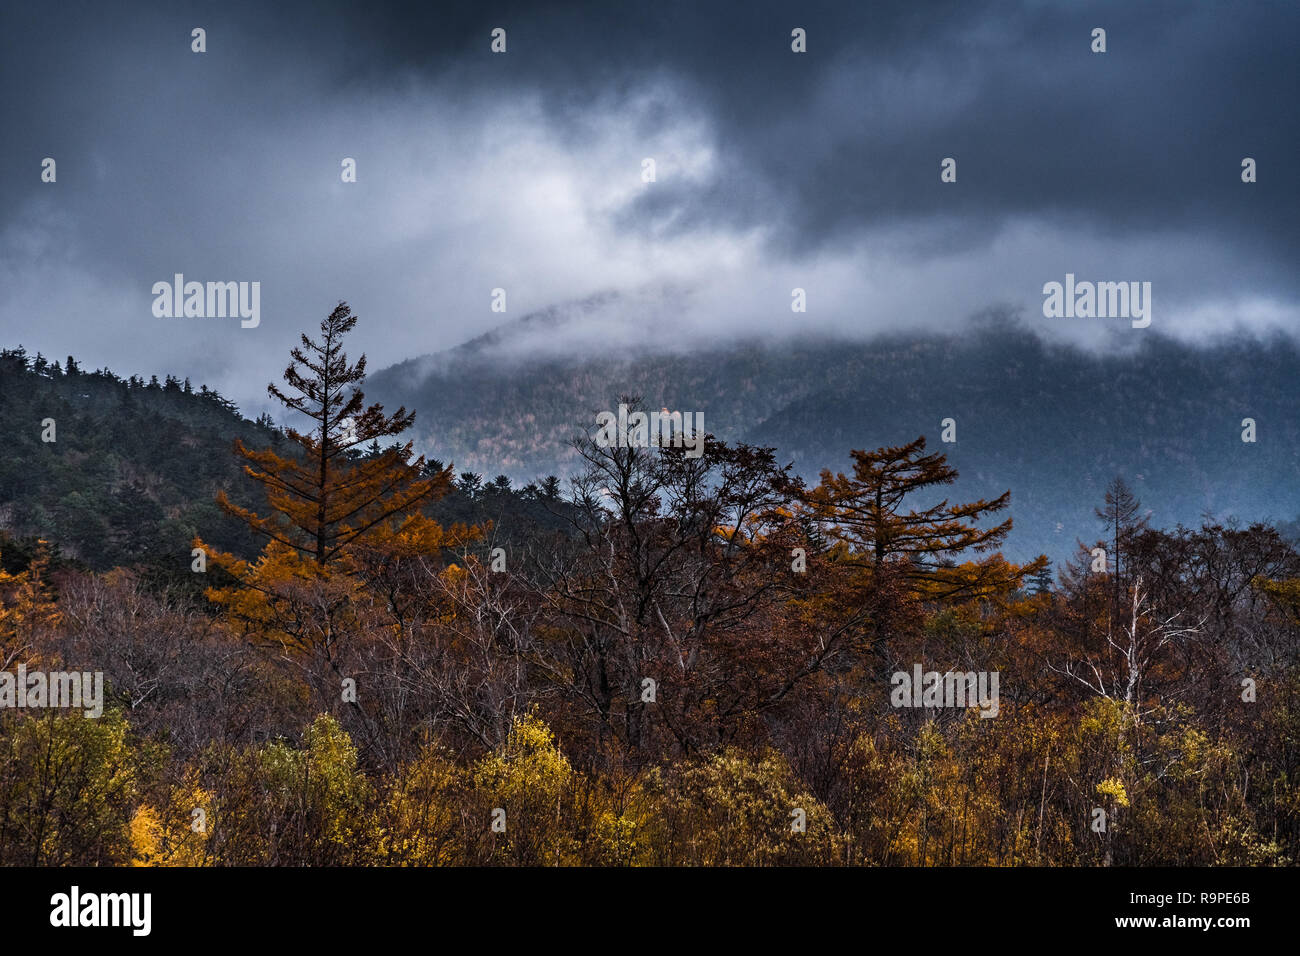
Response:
[1096,776,1130,809]
[472,710,576,865]
[379,746,464,866]
[129,770,214,866]
[0,541,61,664]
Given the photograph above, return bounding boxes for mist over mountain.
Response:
[368,306,1300,565]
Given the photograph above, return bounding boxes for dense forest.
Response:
[0,345,571,582]
[0,307,1297,867]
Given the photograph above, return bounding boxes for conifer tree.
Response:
[807,436,1013,569]
[216,302,450,567]
[804,436,1045,600]
[1095,476,1149,586]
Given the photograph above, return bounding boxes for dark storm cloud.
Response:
[318,0,1299,269]
[1,0,1296,409]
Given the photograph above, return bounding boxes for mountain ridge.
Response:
[366,308,1300,564]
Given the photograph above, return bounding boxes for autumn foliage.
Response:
[1,309,1298,867]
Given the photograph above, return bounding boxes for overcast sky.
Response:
[2,0,1297,415]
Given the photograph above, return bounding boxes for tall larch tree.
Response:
[215,301,451,567]
[804,436,1045,601]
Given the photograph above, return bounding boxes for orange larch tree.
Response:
[215,301,451,567]
[803,435,1046,602]
[196,302,462,666]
